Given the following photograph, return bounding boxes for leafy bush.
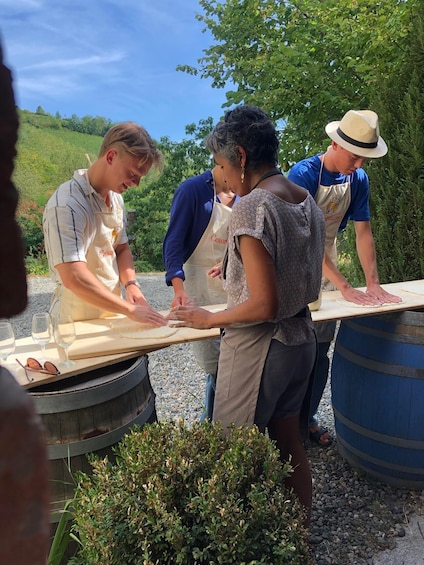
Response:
[16,200,45,257]
[25,252,49,276]
[72,420,311,565]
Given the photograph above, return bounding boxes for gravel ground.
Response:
[9,274,424,564]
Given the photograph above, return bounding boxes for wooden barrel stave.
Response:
[30,355,157,520]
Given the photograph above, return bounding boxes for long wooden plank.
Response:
[68,313,223,360]
[9,279,424,390]
[68,280,424,359]
[10,312,224,389]
[11,339,142,390]
[313,280,424,322]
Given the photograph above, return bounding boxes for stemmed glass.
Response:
[52,314,76,368]
[31,313,51,359]
[0,321,15,363]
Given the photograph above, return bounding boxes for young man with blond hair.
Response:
[44,122,166,326]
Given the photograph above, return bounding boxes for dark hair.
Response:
[206,105,279,172]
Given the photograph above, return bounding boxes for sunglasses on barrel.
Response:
[16,357,60,382]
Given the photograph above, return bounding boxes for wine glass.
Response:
[52,315,76,368]
[31,313,51,359]
[0,321,15,362]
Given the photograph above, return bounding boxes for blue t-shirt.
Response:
[288,154,370,231]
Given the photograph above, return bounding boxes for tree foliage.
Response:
[62,114,113,136]
[15,114,102,205]
[20,107,113,136]
[178,0,423,284]
[14,0,423,281]
[363,0,424,282]
[179,0,412,166]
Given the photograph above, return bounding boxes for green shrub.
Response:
[25,252,49,276]
[72,420,311,565]
[16,200,45,257]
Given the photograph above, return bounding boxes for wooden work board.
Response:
[9,279,424,390]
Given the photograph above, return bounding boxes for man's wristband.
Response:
[124,279,140,290]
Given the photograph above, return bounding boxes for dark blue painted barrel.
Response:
[331,310,424,488]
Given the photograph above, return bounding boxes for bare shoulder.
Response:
[273,176,310,204]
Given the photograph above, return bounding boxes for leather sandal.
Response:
[309,427,332,447]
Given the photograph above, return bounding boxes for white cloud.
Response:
[18,74,80,96]
[21,53,124,72]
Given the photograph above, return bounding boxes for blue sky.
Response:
[0,0,229,141]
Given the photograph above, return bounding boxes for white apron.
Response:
[183,193,232,374]
[51,174,123,322]
[314,155,351,340]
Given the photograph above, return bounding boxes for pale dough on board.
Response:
[110,318,178,339]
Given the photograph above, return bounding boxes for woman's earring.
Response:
[241,166,245,184]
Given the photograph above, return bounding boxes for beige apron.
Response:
[184,192,232,374]
[213,317,275,428]
[213,226,277,429]
[314,155,351,340]
[51,173,123,322]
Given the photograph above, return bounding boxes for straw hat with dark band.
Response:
[325,110,387,158]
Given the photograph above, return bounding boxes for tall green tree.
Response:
[179,0,411,166]
[361,0,424,282]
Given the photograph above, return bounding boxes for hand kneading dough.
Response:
[110,319,178,339]
[336,298,404,309]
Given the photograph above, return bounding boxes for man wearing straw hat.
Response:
[288,110,402,446]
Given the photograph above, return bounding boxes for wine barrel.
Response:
[332,310,424,488]
[30,355,157,521]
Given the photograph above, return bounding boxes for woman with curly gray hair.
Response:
[169,104,325,525]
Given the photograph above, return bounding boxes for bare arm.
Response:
[321,221,400,305]
[355,221,402,303]
[168,236,278,329]
[116,242,149,306]
[56,260,167,325]
[321,246,379,306]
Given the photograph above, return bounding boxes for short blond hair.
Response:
[99,121,162,171]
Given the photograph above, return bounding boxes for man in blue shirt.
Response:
[288,110,401,446]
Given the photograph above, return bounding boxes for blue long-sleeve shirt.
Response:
[163,170,216,286]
